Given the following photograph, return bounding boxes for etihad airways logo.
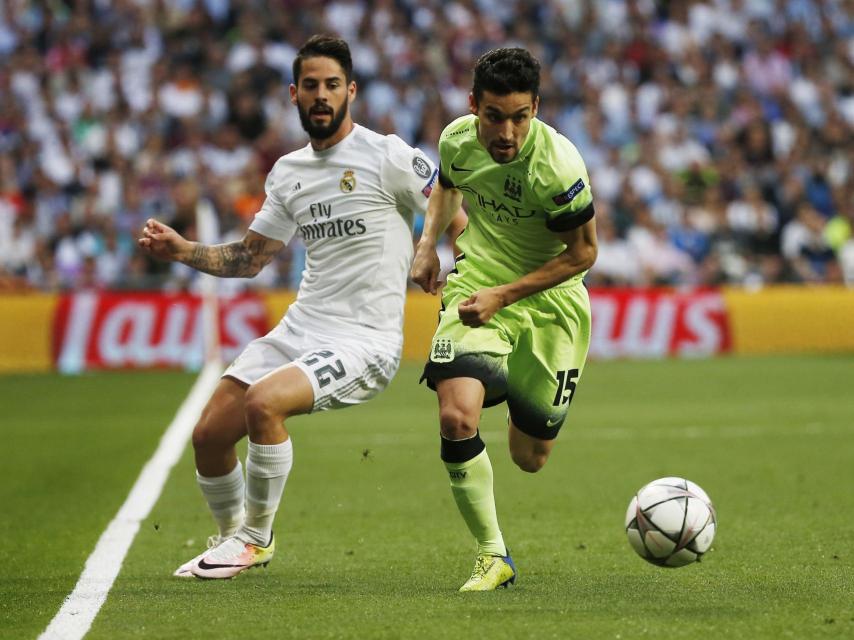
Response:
[457,184,537,222]
[299,217,367,240]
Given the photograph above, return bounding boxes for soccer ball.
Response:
[624,477,716,567]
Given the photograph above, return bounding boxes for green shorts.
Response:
[421,274,591,440]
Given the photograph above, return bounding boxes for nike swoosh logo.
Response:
[546,417,561,427]
[451,163,473,172]
[196,558,241,570]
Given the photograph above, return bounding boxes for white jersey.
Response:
[250,124,438,354]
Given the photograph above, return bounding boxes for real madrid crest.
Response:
[340,169,356,193]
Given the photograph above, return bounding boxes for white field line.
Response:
[39,362,222,640]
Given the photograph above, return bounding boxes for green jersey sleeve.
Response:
[532,127,595,232]
[437,115,477,188]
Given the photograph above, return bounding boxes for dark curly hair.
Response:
[293,35,353,84]
[472,48,540,104]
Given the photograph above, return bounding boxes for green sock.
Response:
[444,449,506,556]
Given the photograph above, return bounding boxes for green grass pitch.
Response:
[1,355,853,639]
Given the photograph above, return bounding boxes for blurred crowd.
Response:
[0,0,852,293]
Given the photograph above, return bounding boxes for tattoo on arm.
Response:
[185,238,279,277]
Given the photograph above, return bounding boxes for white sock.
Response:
[239,439,293,546]
[196,461,245,538]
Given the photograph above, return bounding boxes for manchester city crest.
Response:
[340,169,356,193]
[430,338,455,363]
[504,175,522,202]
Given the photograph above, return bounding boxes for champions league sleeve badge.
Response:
[340,169,356,193]
[412,156,432,179]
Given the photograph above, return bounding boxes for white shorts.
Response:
[223,319,400,412]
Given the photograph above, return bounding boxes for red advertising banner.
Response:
[50,288,731,372]
[589,288,731,359]
[53,292,269,372]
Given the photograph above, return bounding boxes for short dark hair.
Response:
[472,48,540,104]
[292,35,353,84]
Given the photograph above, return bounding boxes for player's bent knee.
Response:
[243,386,281,425]
[191,420,232,452]
[510,448,549,473]
[244,384,307,431]
[438,406,478,440]
[512,453,547,473]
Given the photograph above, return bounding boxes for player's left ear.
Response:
[348,80,357,102]
[531,95,540,118]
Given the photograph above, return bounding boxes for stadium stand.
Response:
[0,0,852,291]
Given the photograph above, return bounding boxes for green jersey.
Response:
[438,114,594,288]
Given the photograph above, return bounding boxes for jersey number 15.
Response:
[552,368,579,407]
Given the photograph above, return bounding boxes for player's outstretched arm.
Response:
[458,218,597,327]
[411,181,464,294]
[138,219,284,278]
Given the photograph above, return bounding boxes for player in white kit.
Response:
[139,35,438,579]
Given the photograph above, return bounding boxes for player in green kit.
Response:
[410,48,598,591]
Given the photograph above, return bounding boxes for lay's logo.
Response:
[552,178,585,206]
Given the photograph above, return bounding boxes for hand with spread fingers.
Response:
[138,218,191,262]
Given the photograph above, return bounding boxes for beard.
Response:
[297,100,349,140]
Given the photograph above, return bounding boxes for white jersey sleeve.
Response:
[381,135,437,216]
[248,163,298,244]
